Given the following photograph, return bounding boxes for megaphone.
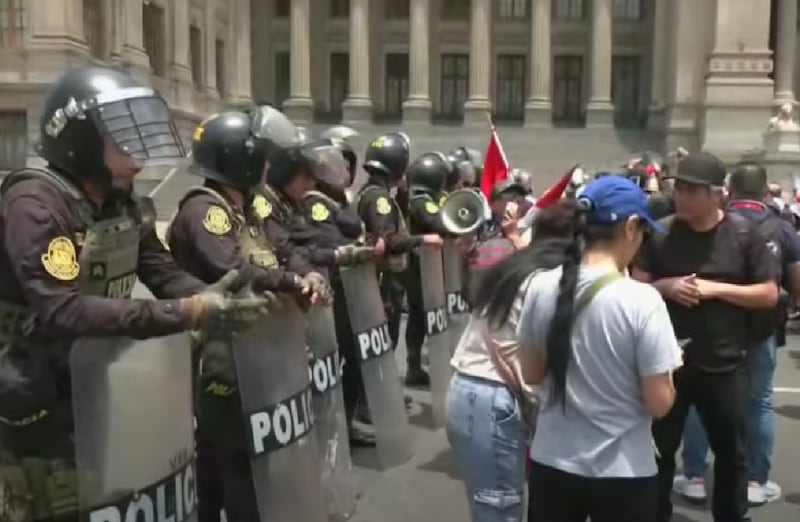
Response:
[441,188,487,235]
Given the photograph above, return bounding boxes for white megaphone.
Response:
[441,188,488,235]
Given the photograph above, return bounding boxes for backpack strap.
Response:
[574,272,622,318]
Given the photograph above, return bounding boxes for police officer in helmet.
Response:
[0,67,267,522]
[167,110,322,522]
[404,152,451,385]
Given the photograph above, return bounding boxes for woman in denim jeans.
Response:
[445,201,574,522]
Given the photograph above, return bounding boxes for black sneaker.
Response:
[404,367,430,387]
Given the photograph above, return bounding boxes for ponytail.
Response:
[545,200,589,410]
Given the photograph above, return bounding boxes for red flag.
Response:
[535,164,580,209]
[480,125,509,199]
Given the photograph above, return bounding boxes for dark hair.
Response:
[472,200,576,328]
[545,204,625,410]
[728,161,767,200]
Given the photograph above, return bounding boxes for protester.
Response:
[633,152,780,522]
[446,200,574,522]
[674,162,799,506]
[519,176,681,522]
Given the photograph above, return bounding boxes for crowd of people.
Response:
[0,64,794,522]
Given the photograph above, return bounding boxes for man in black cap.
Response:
[633,152,780,522]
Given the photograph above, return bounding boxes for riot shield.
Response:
[340,261,414,469]
[420,245,449,428]
[71,283,197,522]
[443,239,471,357]
[231,298,327,522]
[305,306,357,521]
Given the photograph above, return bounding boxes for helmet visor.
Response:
[301,142,349,187]
[93,93,184,167]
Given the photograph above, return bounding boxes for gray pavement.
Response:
[345,318,800,522]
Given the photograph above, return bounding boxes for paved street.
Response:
[346,318,800,522]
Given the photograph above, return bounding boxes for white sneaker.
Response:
[674,475,707,503]
[748,481,766,506]
[761,481,782,503]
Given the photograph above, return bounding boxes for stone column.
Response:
[250,0,272,103]
[227,0,252,106]
[342,0,373,123]
[774,0,797,104]
[204,0,219,97]
[463,0,492,124]
[524,0,552,127]
[586,0,614,126]
[402,0,432,123]
[171,0,192,84]
[283,0,314,123]
[702,0,773,155]
[647,0,668,130]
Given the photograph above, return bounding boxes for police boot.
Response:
[404,365,430,387]
[348,426,376,448]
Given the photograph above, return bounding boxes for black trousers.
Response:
[379,272,403,349]
[528,461,657,522]
[404,268,425,369]
[652,365,750,522]
[196,437,260,522]
[332,277,364,425]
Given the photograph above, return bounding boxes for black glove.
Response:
[335,245,375,266]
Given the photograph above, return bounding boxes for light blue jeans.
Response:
[445,372,528,522]
[682,335,777,484]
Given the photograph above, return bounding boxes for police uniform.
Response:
[405,153,452,384]
[0,67,261,522]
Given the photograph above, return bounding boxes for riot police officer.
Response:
[404,152,452,386]
[447,147,478,190]
[356,135,442,369]
[0,67,267,522]
[167,110,325,522]
[303,136,381,447]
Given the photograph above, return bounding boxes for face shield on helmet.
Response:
[250,105,300,152]
[300,141,349,189]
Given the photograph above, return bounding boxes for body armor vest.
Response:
[357,185,408,272]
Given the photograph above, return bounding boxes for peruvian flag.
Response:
[535,164,581,209]
[480,125,510,199]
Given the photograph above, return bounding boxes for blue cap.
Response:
[578,175,666,234]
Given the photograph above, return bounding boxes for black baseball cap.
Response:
[728,162,767,196]
[664,152,727,187]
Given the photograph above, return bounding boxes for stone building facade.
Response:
[0,0,797,171]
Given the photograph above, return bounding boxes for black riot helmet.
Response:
[188,111,268,191]
[268,138,349,191]
[38,66,184,188]
[363,132,410,182]
[408,152,450,197]
[443,153,462,191]
[320,126,359,184]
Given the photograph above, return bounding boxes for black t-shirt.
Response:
[636,214,778,372]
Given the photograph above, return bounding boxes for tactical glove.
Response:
[335,245,375,266]
[299,272,332,305]
[181,270,272,334]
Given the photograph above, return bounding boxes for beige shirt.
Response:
[450,275,537,399]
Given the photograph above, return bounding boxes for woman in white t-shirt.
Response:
[517,176,682,522]
[445,201,575,522]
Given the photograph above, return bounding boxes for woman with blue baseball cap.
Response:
[517,176,683,522]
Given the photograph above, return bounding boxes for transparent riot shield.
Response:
[443,239,470,357]
[71,283,197,522]
[230,298,327,522]
[340,261,414,469]
[305,306,357,521]
[420,245,449,428]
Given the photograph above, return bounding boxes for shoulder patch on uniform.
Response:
[203,205,232,235]
[439,195,448,207]
[41,236,80,281]
[311,202,331,222]
[252,195,272,220]
[376,197,392,215]
[371,136,387,149]
[425,201,440,214]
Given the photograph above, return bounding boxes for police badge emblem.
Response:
[42,236,80,281]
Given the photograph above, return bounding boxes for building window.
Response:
[83,0,104,58]
[495,54,525,120]
[275,51,290,107]
[0,111,27,171]
[553,55,584,124]
[215,38,227,97]
[441,0,469,20]
[190,25,203,89]
[143,2,166,76]
[384,54,409,118]
[275,0,290,18]
[555,0,584,21]
[330,53,349,114]
[612,55,642,127]
[386,0,409,19]
[498,0,526,19]
[0,0,25,47]
[440,54,469,119]
[613,0,641,20]
[330,0,349,18]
